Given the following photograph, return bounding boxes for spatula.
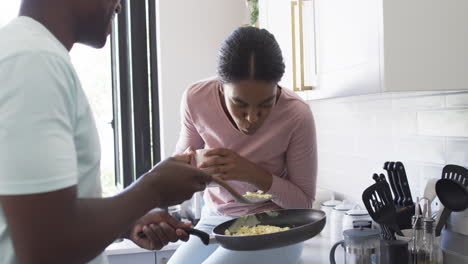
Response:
[434,164,468,236]
[362,177,404,239]
[211,177,274,204]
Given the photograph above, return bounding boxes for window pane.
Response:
[70,43,119,197]
[0,0,20,27]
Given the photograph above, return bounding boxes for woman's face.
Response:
[222,80,278,135]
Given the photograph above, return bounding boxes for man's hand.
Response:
[128,210,190,251]
[172,146,195,164]
[136,157,212,208]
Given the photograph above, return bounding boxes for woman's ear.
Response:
[219,85,224,96]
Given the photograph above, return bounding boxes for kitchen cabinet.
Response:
[381,0,468,93]
[259,0,468,99]
[258,0,317,92]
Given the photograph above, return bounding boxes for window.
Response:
[112,0,161,188]
[0,0,19,27]
[0,0,160,197]
[70,44,118,197]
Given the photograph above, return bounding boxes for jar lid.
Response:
[343,227,380,243]
[333,201,354,211]
[345,205,369,216]
[321,199,342,207]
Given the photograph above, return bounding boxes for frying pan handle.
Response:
[137,227,210,246]
[181,227,210,245]
[329,240,344,264]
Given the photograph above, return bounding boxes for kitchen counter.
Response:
[106,235,343,263]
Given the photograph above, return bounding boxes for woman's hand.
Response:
[198,148,272,191]
[128,210,191,251]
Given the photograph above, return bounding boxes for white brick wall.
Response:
[307,91,468,202]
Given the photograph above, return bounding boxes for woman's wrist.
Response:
[250,166,273,191]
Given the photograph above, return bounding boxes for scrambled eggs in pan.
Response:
[225,225,290,236]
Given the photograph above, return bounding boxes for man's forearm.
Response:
[9,183,156,264]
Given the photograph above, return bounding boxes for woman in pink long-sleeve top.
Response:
[168,27,317,264]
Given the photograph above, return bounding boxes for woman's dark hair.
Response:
[217,27,285,84]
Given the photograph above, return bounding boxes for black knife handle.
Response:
[373,173,381,183]
[391,162,405,207]
[384,161,400,206]
[396,162,414,206]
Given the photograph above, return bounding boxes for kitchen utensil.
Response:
[380,240,409,264]
[372,173,414,234]
[436,207,452,237]
[138,209,326,251]
[370,174,395,240]
[211,177,274,204]
[383,162,415,229]
[212,209,326,251]
[362,179,403,240]
[435,164,468,236]
[138,214,261,244]
[435,165,468,236]
[138,227,211,244]
[390,162,405,207]
[372,173,385,183]
[384,161,401,206]
[441,164,468,187]
[423,178,439,204]
[395,204,416,230]
[329,227,381,264]
[422,178,438,216]
[435,178,468,236]
[395,162,414,207]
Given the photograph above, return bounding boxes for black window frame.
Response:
[111,0,160,188]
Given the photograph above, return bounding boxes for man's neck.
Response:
[19,2,76,51]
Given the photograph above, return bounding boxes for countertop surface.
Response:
[106,234,344,263]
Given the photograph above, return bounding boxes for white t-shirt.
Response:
[0,17,107,264]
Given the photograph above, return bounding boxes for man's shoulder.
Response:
[0,17,70,65]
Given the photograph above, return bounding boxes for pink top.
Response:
[175,78,317,217]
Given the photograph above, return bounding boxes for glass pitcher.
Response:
[330,227,381,264]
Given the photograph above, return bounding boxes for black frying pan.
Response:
[181,208,326,251]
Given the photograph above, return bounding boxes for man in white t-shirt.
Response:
[0,0,211,263]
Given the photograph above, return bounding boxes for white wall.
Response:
[156,0,248,158]
[307,91,468,203]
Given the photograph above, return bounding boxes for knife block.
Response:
[396,204,416,230]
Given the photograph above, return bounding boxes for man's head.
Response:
[20,0,121,49]
[73,0,121,48]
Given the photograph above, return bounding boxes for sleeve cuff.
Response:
[0,176,77,195]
